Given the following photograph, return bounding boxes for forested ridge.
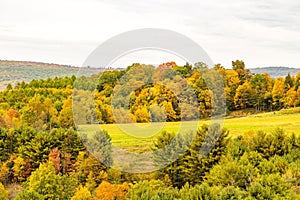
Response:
[251,67,300,78]
[0,60,102,90]
[0,60,299,199]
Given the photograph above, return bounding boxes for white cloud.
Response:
[0,0,299,68]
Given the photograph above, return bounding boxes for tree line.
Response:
[1,60,300,129]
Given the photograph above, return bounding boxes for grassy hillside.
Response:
[79,108,300,152]
[0,60,102,90]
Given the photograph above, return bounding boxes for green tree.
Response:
[20,132,53,169]
[6,84,12,90]
[86,130,113,168]
[179,183,217,200]
[15,190,44,200]
[284,74,294,91]
[243,129,290,159]
[19,162,77,199]
[96,70,124,92]
[205,155,258,189]
[247,174,295,199]
[127,180,167,200]
[152,131,192,188]
[184,124,229,186]
[232,60,251,84]
[0,127,11,161]
[249,74,271,111]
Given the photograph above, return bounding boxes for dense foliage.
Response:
[0,60,299,199]
[1,61,300,129]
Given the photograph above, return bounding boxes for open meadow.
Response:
[78,109,300,152]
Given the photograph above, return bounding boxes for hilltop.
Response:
[251,66,300,77]
[0,60,103,89]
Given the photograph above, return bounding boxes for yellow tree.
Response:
[0,182,8,200]
[85,171,97,194]
[134,106,150,123]
[224,70,240,110]
[12,156,26,182]
[58,97,75,128]
[71,185,92,200]
[283,88,297,108]
[16,162,77,199]
[0,161,9,184]
[21,94,44,129]
[73,151,108,185]
[43,98,57,130]
[272,77,285,109]
[234,81,254,110]
[94,181,129,200]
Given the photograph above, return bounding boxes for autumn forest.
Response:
[0,60,299,199]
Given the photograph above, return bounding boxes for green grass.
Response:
[78,110,300,152]
[79,121,201,152]
[224,111,300,136]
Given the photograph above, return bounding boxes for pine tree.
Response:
[183,124,229,186]
[152,131,193,188]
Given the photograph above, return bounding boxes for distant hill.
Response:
[2,60,300,90]
[250,67,300,78]
[0,60,103,90]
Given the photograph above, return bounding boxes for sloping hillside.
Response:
[0,60,102,89]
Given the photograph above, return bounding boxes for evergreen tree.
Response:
[183,124,229,186]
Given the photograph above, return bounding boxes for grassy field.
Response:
[78,110,300,152]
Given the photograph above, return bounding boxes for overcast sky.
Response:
[0,0,299,68]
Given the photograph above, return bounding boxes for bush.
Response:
[15,190,44,200]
